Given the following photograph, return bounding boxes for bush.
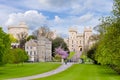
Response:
[3,48,28,64]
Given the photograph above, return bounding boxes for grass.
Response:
[0,62,61,80]
[35,64,120,80]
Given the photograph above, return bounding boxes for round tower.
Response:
[8,22,29,40]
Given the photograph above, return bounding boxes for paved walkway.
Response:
[8,63,73,80]
[71,51,82,62]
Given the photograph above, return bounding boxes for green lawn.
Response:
[35,64,120,80]
[0,62,61,80]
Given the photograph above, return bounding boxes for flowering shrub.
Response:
[55,46,69,59]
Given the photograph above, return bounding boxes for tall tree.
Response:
[94,0,120,73]
[0,27,11,65]
[33,26,54,40]
[17,32,28,49]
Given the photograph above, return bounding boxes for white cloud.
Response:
[0,0,113,36]
[54,16,63,23]
[0,4,22,31]
[5,10,48,31]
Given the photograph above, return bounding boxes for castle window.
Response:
[34,51,36,55]
[30,51,32,55]
[80,40,81,44]
[72,45,73,47]
[72,40,73,44]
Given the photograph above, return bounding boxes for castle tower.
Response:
[76,33,84,52]
[83,27,92,51]
[68,27,77,52]
[8,22,29,40]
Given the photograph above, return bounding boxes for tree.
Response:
[9,34,17,43]
[33,26,54,40]
[55,46,69,63]
[93,0,120,73]
[87,43,98,64]
[0,27,11,65]
[3,48,28,64]
[27,35,36,41]
[52,37,69,57]
[17,32,28,49]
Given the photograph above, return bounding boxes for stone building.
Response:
[65,27,92,52]
[8,22,29,40]
[25,38,52,62]
[25,39,37,62]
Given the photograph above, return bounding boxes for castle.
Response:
[8,22,52,62]
[64,27,93,52]
[25,37,52,62]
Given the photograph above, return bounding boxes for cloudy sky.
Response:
[0,0,113,37]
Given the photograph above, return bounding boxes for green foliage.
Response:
[68,52,75,59]
[92,0,120,73]
[27,35,36,41]
[9,34,17,43]
[87,43,98,64]
[0,27,11,65]
[3,48,28,64]
[52,37,69,57]
[53,54,62,62]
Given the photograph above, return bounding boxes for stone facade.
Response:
[8,22,28,40]
[25,39,37,62]
[65,27,92,52]
[25,38,52,62]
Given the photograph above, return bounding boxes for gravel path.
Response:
[8,63,73,80]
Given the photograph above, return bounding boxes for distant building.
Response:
[25,39,37,62]
[8,22,29,40]
[65,27,93,52]
[25,37,52,62]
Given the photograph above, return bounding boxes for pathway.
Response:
[8,63,73,80]
[71,51,82,62]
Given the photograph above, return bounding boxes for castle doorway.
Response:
[79,46,82,51]
[80,48,82,51]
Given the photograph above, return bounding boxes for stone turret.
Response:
[84,27,92,51]
[8,22,28,40]
[68,27,77,52]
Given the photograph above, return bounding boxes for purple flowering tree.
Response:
[55,46,69,63]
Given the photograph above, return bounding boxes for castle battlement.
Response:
[84,27,92,32]
[77,33,83,37]
[69,27,77,32]
[67,26,93,52]
[8,22,28,30]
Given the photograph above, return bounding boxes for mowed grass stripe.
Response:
[0,62,61,80]
[35,64,120,80]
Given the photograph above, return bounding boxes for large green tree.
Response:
[0,27,11,65]
[94,0,120,73]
